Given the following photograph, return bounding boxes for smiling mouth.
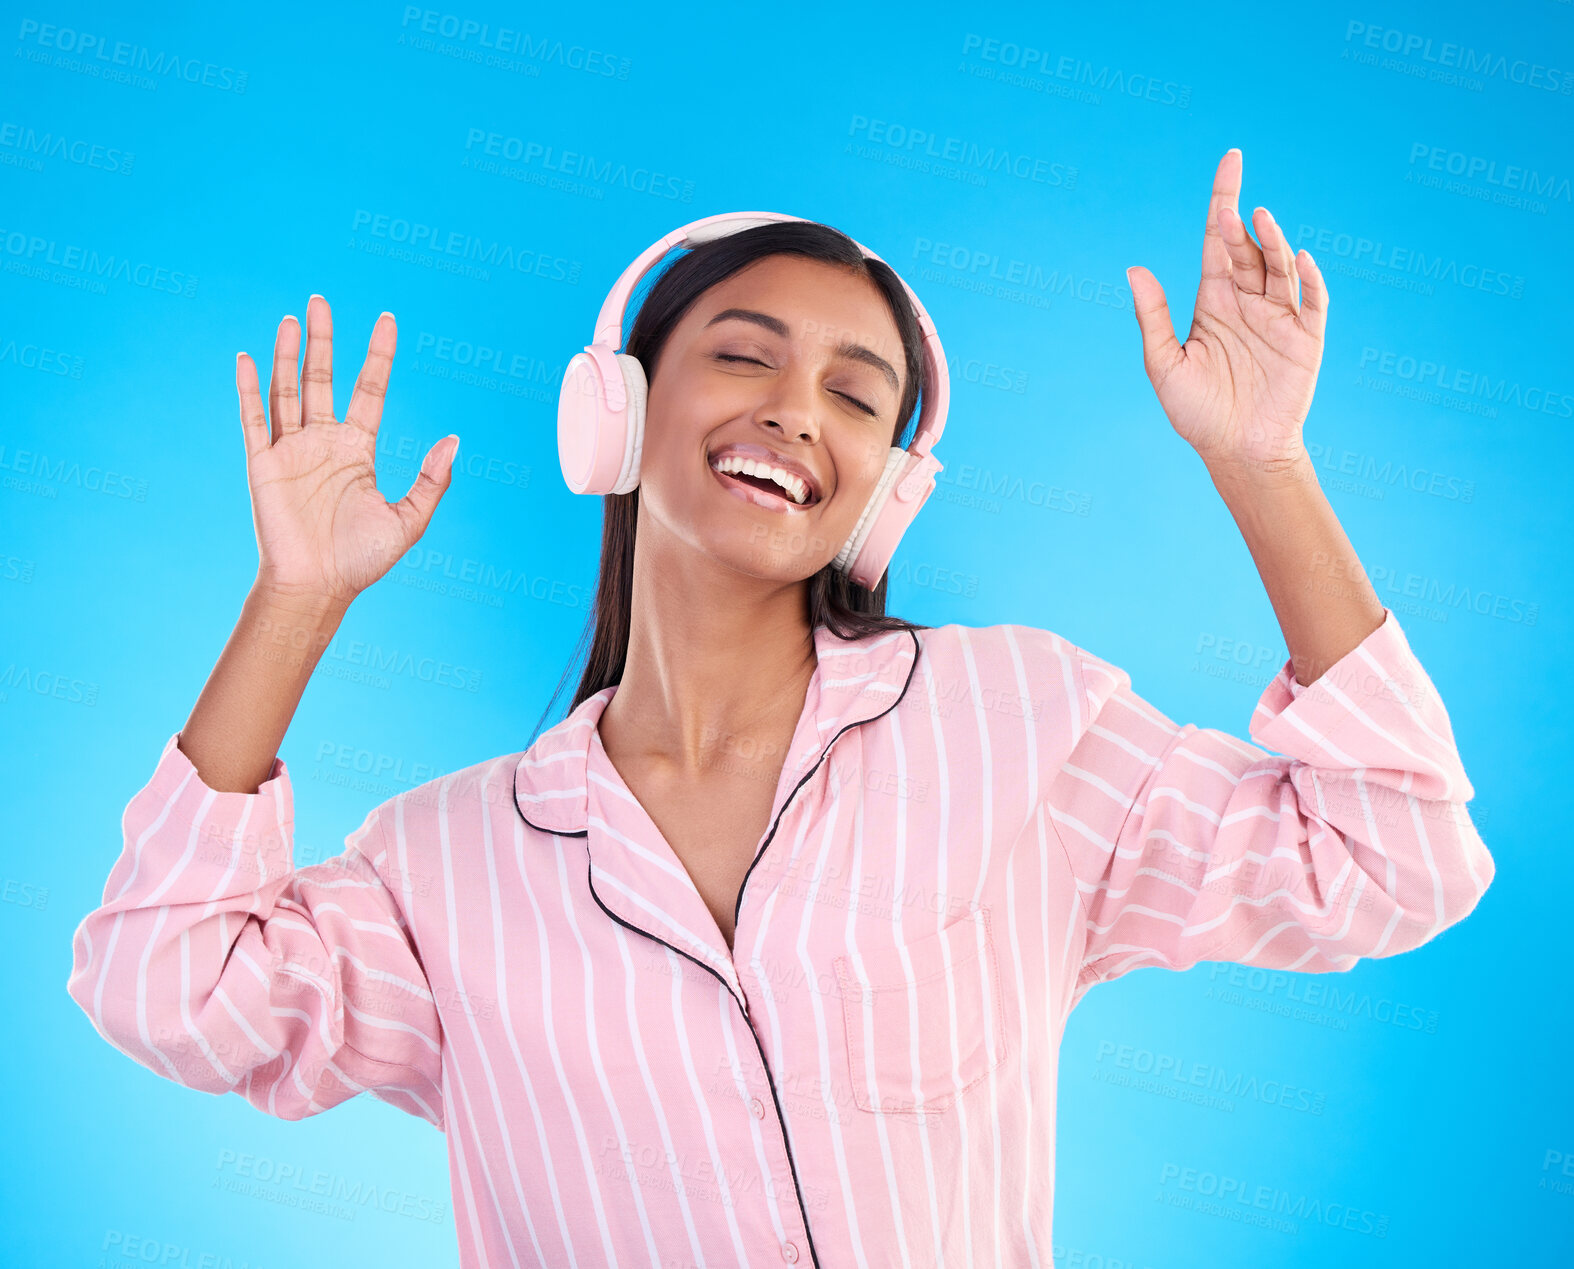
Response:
[708,460,820,512]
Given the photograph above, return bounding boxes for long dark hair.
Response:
[526,219,934,748]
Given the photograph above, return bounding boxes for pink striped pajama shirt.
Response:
[67,606,1494,1267]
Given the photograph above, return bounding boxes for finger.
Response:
[301,294,336,427]
[345,312,397,438]
[393,435,461,543]
[235,352,271,463]
[269,315,302,442]
[1254,207,1300,313]
[1201,149,1244,287]
[1125,267,1185,385]
[1218,203,1266,296]
[1294,249,1328,344]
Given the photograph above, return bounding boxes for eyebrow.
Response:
[704,308,901,396]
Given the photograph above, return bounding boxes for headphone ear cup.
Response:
[833,447,907,587]
[558,347,649,496]
[610,353,647,495]
[558,348,615,495]
[835,445,941,590]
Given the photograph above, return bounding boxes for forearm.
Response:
[1207,447,1386,689]
[179,581,351,794]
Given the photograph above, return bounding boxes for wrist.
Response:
[252,574,353,615]
[1205,445,1318,501]
[241,586,348,673]
[248,578,353,631]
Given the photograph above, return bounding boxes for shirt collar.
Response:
[514,622,922,836]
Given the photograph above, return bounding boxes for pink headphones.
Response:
[556,211,951,590]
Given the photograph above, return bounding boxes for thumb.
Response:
[395,434,459,541]
[1125,266,1183,382]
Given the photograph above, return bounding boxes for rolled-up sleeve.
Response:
[66,731,445,1127]
[1046,607,1495,1008]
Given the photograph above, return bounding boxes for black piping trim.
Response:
[731,624,924,933]
[516,818,587,838]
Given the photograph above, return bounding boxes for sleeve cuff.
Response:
[144,730,295,848]
[1257,605,1404,718]
[1246,607,1474,801]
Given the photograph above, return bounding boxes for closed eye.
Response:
[714,354,878,418]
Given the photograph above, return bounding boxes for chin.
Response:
[695,524,834,583]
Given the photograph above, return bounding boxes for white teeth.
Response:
[710,454,812,505]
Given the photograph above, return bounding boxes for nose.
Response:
[751,367,821,444]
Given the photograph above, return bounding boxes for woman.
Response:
[67,150,1494,1267]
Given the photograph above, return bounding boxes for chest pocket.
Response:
[833,907,1008,1117]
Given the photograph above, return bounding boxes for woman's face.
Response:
[637,253,908,581]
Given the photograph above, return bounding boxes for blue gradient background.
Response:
[4,0,1568,1265]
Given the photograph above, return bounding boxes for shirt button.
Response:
[749,1097,766,1119]
[782,1242,799,1263]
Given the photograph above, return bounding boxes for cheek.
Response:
[844,435,895,494]
[640,384,706,464]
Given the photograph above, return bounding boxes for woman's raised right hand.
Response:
[236,295,459,607]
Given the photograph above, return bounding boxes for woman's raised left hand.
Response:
[1125,148,1328,480]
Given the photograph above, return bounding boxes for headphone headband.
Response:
[589,211,950,451]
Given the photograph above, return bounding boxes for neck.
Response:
[598,514,819,779]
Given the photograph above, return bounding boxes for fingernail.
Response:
[380,311,395,322]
